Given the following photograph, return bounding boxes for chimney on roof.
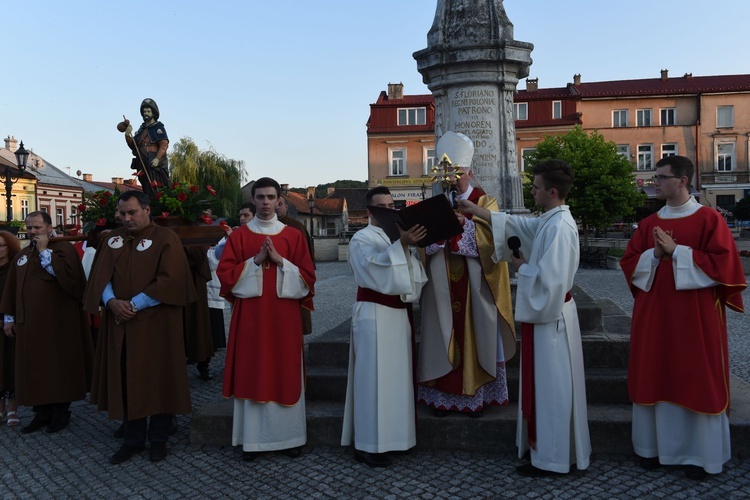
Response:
[526,78,538,92]
[123,179,137,186]
[387,82,404,100]
[684,72,693,79]
[4,135,18,153]
[112,177,124,185]
[82,173,93,182]
[660,69,669,81]
[281,183,289,195]
[307,186,315,201]
[327,187,335,195]
[573,74,581,86]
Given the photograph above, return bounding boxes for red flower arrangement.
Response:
[150,182,216,223]
[80,185,123,233]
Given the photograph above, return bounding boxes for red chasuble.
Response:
[218,225,315,405]
[621,207,746,414]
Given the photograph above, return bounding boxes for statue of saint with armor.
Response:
[121,98,170,201]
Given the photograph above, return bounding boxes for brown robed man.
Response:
[84,190,195,464]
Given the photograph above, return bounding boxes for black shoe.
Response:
[516,463,564,477]
[149,443,168,462]
[354,450,391,468]
[46,411,71,433]
[113,423,124,439]
[685,465,708,480]
[197,364,213,381]
[467,409,483,418]
[169,416,178,435]
[432,408,450,418]
[638,456,661,470]
[20,412,51,434]
[242,451,258,462]
[283,446,302,458]
[109,445,145,464]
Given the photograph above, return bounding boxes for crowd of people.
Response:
[0,126,745,481]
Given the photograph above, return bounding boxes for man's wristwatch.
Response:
[129,300,138,313]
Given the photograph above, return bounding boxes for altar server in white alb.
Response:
[341,186,428,468]
[459,159,591,477]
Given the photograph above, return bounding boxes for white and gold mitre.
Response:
[435,131,474,170]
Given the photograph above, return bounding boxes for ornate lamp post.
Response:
[307,193,315,238]
[420,183,427,201]
[2,141,30,222]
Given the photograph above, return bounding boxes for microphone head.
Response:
[508,236,521,258]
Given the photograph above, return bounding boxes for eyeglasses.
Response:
[652,175,682,182]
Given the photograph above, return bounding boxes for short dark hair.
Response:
[251,178,281,198]
[656,155,694,187]
[366,186,391,205]
[239,202,256,214]
[118,190,150,209]
[532,160,574,200]
[26,211,52,225]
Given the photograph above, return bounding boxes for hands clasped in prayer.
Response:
[652,226,676,259]
[253,236,284,268]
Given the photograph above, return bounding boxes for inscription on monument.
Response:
[448,86,501,186]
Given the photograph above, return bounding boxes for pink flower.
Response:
[177,192,188,202]
[95,218,107,227]
[207,185,216,196]
[200,215,213,225]
[189,185,199,193]
[159,212,170,218]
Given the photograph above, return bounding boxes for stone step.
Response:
[307,324,630,370]
[305,365,630,405]
[191,376,750,456]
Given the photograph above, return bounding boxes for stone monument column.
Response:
[414,0,533,212]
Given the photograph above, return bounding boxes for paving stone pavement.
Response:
[0,262,748,498]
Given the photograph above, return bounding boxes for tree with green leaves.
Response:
[169,137,247,219]
[523,126,645,244]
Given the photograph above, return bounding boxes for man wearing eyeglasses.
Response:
[621,155,746,480]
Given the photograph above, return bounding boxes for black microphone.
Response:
[508,236,521,258]
[449,185,458,209]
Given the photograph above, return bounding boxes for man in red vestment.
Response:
[218,177,315,462]
[621,155,746,479]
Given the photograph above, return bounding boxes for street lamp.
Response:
[307,191,315,256]
[420,183,427,201]
[308,193,315,238]
[1,141,30,222]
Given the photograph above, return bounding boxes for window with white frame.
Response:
[21,199,29,219]
[56,208,64,226]
[616,145,630,159]
[397,107,426,126]
[514,103,528,120]
[661,143,678,158]
[521,148,537,170]
[423,147,436,175]
[637,144,654,171]
[660,108,676,126]
[389,148,406,176]
[552,101,562,119]
[70,206,78,224]
[717,105,734,128]
[636,109,652,127]
[613,110,628,127]
[716,141,735,172]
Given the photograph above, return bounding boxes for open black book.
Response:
[367,194,464,247]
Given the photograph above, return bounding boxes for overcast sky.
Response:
[3,0,749,188]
